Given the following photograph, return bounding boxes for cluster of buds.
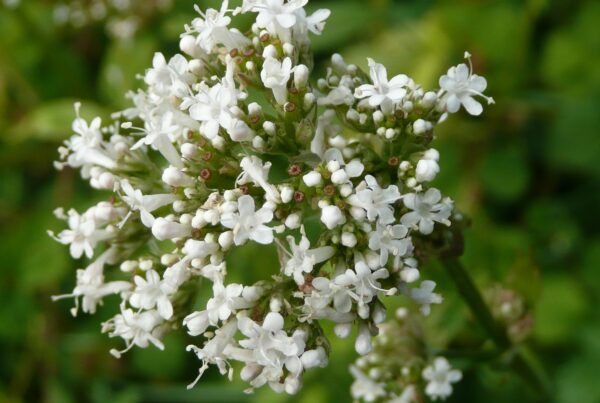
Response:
[349,308,462,402]
[50,0,493,398]
[52,0,174,39]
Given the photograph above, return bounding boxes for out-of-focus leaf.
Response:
[581,239,600,295]
[557,322,600,403]
[131,333,186,379]
[480,144,529,202]
[309,2,379,54]
[533,274,587,345]
[541,2,600,95]
[98,36,158,107]
[6,99,108,143]
[545,96,600,177]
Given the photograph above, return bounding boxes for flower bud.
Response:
[280,185,294,203]
[283,42,295,56]
[263,121,276,135]
[413,119,433,135]
[218,231,234,249]
[304,93,315,109]
[340,184,353,198]
[321,205,346,229]
[331,169,348,185]
[341,232,357,247]
[248,102,262,115]
[415,159,440,182]
[284,377,301,395]
[422,91,438,107]
[152,218,190,241]
[181,143,198,159]
[252,136,265,150]
[334,323,352,339]
[302,171,322,187]
[163,166,194,187]
[285,213,301,229]
[294,64,309,88]
[424,148,440,161]
[355,324,372,355]
[301,347,328,369]
[262,44,277,59]
[179,35,198,57]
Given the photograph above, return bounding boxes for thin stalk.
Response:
[443,258,552,398]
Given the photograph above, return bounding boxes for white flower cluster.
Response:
[50,0,492,397]
[350,308,462,402]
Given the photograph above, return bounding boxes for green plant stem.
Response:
[443,257,552,398]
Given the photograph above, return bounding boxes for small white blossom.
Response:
[422,357,462,400]
[221,195,274,245]
[348,175,402,224]
[119,180,178,227]
[354,58,409,112]
[261,56,293,105]
[439,54,494,116]
[401,188,452,235]
[282,227,335,284]
[105,308,164,357]
[130,269,176,319]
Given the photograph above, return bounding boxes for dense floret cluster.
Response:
[50,0,493,398]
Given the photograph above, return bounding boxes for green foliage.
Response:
[1,0,599,402]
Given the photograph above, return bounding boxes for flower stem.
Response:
[442,257,552,398]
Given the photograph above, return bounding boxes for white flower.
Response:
[184,281,253,336]
[52,249,131,316]
[261,57,293,105]
[368,223,411,266]
[186,319,238,389]
[237,156,281,203]
[187,1,249,53]
[131,112,183,168]
[144,53,192,98]
[349,365,386,402]
[242,0,308,39]
[439,54,494,116]
[48,208,111,259]
[130,269,176,319]
[105,308,164,357]
[320,205,346,229]
[335,261,390,319]
[422,357,462,400]
[119,180,178,227]
[221,195,274,245]
[238,312,305,378]
[348,175,401,224]
[185,82,235,140]
[401,280,442,316]
[295,7,330,36]
[324,148,364,185]
[64,103,116,170]
[282,227,335,284]
[388,385,417,403]
[401,188,452,235]
[354,58,409,111]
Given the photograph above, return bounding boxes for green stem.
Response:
[442,257,552,398]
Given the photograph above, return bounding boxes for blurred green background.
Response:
[1,0,599,402]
